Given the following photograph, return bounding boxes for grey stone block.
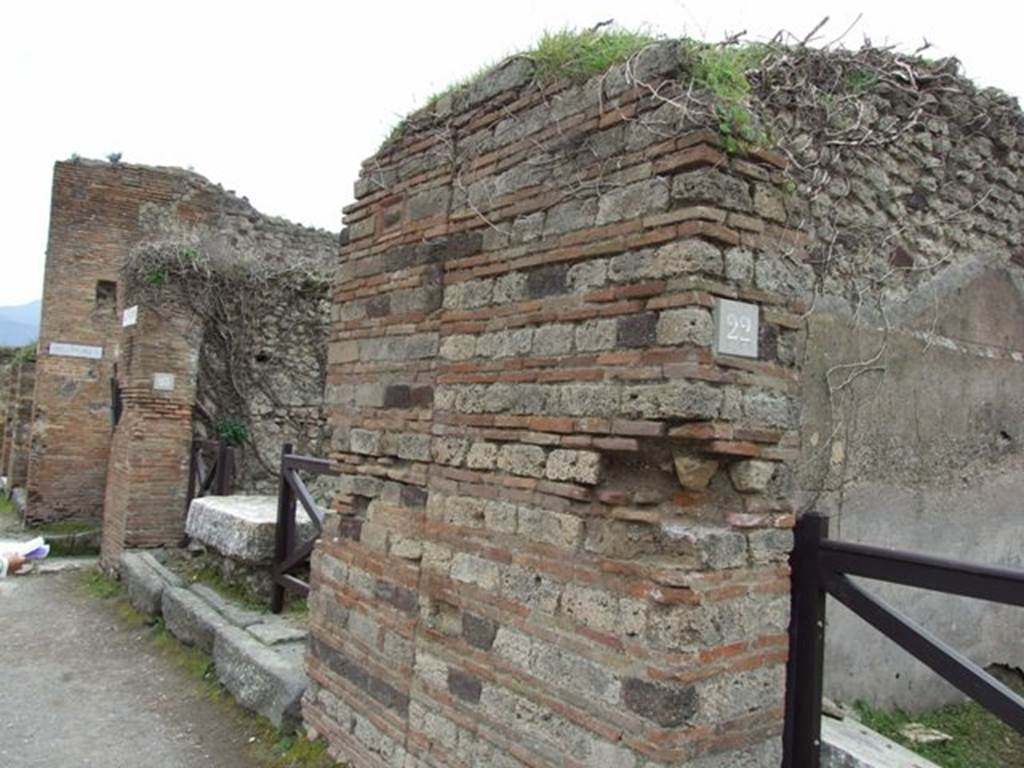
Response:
[120,552,167,617]
[163,586,230,654]
[673,168,753,211]
[185,495,316,564]
[596,178,670,224]
[496,443,547,478]
[213,625,309,731]
[621,381,722,420]
[730,459,778,492]
[188,583,265,628]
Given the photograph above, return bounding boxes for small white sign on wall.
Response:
[49,342,103,360]
[122,305,139,327]
[713,299,760,358]
[153,373,176,391]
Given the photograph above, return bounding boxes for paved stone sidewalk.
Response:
[0,570,260,768]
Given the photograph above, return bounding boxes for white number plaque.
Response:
[714,299,759,358]
[153,373,176,391]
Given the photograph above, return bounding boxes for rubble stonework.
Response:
[305,49,807,766]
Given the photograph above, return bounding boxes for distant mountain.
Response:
[0,300,41,347]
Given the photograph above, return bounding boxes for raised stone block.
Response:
[136,551,184,588]
[186,495,316,564]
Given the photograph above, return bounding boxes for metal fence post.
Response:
[270,443,294,614]
[214,439,229,496]
[783,512,829,768]
[185,440,198,516]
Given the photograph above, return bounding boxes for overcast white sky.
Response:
[1,1,1021,306]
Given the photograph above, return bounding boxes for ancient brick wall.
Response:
[79,160,336,564]
[1,354,18,480]
[27,160,227,523]
[305,48,808,767]
[100,301,200,566]
[3,360,36,491]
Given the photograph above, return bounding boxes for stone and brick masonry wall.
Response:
[305,50,810,767]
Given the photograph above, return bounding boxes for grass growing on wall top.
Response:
[386,25,659,144]
[527,26,658,84]
[680,40,774,103]
[384,27,778,151]
[679,39,775,154]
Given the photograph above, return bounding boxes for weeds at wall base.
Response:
[77,569,337,768]
[855,684,1024,768]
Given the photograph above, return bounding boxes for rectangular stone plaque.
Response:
[49,342,103,360]
[713,299,759,358]
[153,373,176,391]
[122,305,138,327]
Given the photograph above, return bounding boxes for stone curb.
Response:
[120,551,175,616]
[214,626,308,731]
[162,587,231,655]
[118,549,309,731]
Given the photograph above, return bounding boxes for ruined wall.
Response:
[306,48,808,767]
[0,350,18,481]
[784,75,1024,707]
[27,161,129,522]
[33,160,335,530]
[190,270,332,493]
[719,47,1024,709]
[2,360,36,494]
[84,160,337,565]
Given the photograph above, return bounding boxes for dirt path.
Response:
[0,570,261,768]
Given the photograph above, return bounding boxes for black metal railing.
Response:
[783,512,1024,767]
[184,437,236,515]
[270,443,331,613]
